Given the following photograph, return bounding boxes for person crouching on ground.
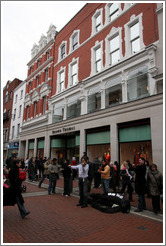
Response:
[98,159,110,195]
[69,156,89,208]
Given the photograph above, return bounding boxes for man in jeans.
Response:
[98,159,110,195]
[69,156,89,208]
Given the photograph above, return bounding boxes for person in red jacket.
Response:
[71,157,77,180]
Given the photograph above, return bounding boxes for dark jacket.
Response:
[134,164,146,195]
[62,163,72,178]
[3,166,24,206]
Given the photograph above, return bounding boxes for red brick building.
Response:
[20,3,163,172]
[3,78,23,159]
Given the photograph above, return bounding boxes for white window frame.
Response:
[17,124,20,137]
[69,30,80,53]
[123,3,135,11]
[12,126,15,139]
[91,8,103,36]
[68,58,79,87]
[105,27,122,68]
[13,109,16,120]
[57,67,66,93]
[105,3,122,25]
[124,13,145,57]
[20,90,23,99]
[19,105,22,118]
[91,41,103,76]
[15,94,18,103]
[58,41,67,61]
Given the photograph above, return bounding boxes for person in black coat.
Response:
[3,160,30,219]
[132,157,147,212]
[93,157,101,188]
[61,159,72,196]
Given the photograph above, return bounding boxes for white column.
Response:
[63,98,67,120]
[80,95,87,115]
[110,123,118,162]
[101,80,106,109]
[25,139,29,158]
[34,138,37,158]
[44,134,50,158]
[79,128,86,161]
[18,141,25,159]
[121,70,128,103]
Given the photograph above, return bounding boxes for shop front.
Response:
[86,126,110,162]
[50,133,80,165]
[37,138,45,158]
[28,140,34,158]
[118,119,152,165]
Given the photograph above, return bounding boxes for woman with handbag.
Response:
[147,163,163,215]
[4,160,30,219]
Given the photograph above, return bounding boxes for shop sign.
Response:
[52,126,75,134]
[14,142,19,147]
[9,142,19,149]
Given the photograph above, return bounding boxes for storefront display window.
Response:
[127,66,149,101]
[120,141,152,165]
[28,140,34,158]
[37,138,45,158]
[86,128,110,162]
[119,121,152,164]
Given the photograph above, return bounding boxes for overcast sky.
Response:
[1,1,86,89]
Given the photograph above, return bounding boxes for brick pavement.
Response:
[3,178,164,244]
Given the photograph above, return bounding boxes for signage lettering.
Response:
[52,126,75,134]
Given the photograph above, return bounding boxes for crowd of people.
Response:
[4,153,163,216]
